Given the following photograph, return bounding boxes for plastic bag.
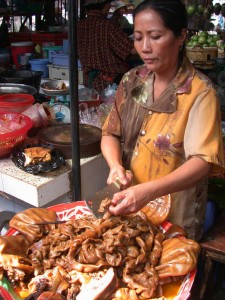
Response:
[79,103,111,128]
[11,144,65,174]
[100,83,117,105]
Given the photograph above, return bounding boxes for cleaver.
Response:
[86,178,121,218]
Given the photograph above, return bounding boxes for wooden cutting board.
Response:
[38,124,102,159]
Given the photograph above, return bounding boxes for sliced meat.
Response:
[141,195,171,226]
[76,267,118,300]
[37,291,65,300]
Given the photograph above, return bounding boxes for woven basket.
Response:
[186,45,218,62]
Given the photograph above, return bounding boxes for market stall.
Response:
[0,1,225,299]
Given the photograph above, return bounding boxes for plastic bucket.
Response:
[29,59,50,78]
[11,42,34,66]
[0,93,34,113]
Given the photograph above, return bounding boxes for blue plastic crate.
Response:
[42,46,63,62]
[63,39,69,54]
[51,53,69,67]
[48,50,63,63]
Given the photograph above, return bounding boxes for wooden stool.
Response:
[199,211,225,300]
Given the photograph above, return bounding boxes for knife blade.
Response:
[28,220,69,225]
[86,178,121,218]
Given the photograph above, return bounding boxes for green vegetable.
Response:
[187,5,196,15]
[0,278,22,300]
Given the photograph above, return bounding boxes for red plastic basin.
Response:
[0,94,34,113]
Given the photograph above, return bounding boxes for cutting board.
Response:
[38,124,102,159]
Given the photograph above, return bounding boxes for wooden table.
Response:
[199,211,225,299]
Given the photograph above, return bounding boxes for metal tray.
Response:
[0,202,196,300]
[41,80,69,95]
[0,83,37,95]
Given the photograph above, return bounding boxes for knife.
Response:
[27,220,68,225]
[86,177,121,218]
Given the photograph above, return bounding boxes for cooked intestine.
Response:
[1,207,200,300]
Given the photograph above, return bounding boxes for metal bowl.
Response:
[0,83,37,95]
[41,80,69,95]
[38,124,102,159]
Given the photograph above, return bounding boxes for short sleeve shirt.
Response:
[102,57,225,241]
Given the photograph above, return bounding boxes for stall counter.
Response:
[0,154,109,211]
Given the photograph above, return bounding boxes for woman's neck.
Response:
[155,62,179,85]
[153,62,180,101]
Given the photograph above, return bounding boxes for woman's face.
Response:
[134,9,185,74]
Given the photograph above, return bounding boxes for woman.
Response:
[101,0,225,241]
[77,0,135,92]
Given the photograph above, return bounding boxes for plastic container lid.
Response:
[29,58,50,65]
[0,94,34,107]
[42,46,63,51]
[11,42,33,47]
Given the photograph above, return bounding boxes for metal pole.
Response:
[80,0,86,19]
[68,0,81,201]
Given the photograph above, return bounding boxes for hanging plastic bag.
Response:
[100,82,117,105]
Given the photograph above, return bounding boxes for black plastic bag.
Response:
[11,143,65,174]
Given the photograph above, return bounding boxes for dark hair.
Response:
[133,0,187,38]
[85,0,111,11]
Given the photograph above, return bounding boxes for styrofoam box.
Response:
[48,64,83,85]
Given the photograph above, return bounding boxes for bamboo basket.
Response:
[186,45,218,62]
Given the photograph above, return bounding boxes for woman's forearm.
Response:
[147,157,212,199]
[101,136,133,186]
[101,136,122,168]
[109,157,213,215]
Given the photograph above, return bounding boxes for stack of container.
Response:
[47,39,83,85]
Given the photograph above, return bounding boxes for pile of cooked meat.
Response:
[0,206,200,300]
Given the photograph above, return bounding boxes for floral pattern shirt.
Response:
[102,57,225,241]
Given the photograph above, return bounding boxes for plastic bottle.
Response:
[0,17,9,48]
[22,103,55,128]
[35,43,42,57]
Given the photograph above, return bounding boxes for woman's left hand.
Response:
[108,183,151,215]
